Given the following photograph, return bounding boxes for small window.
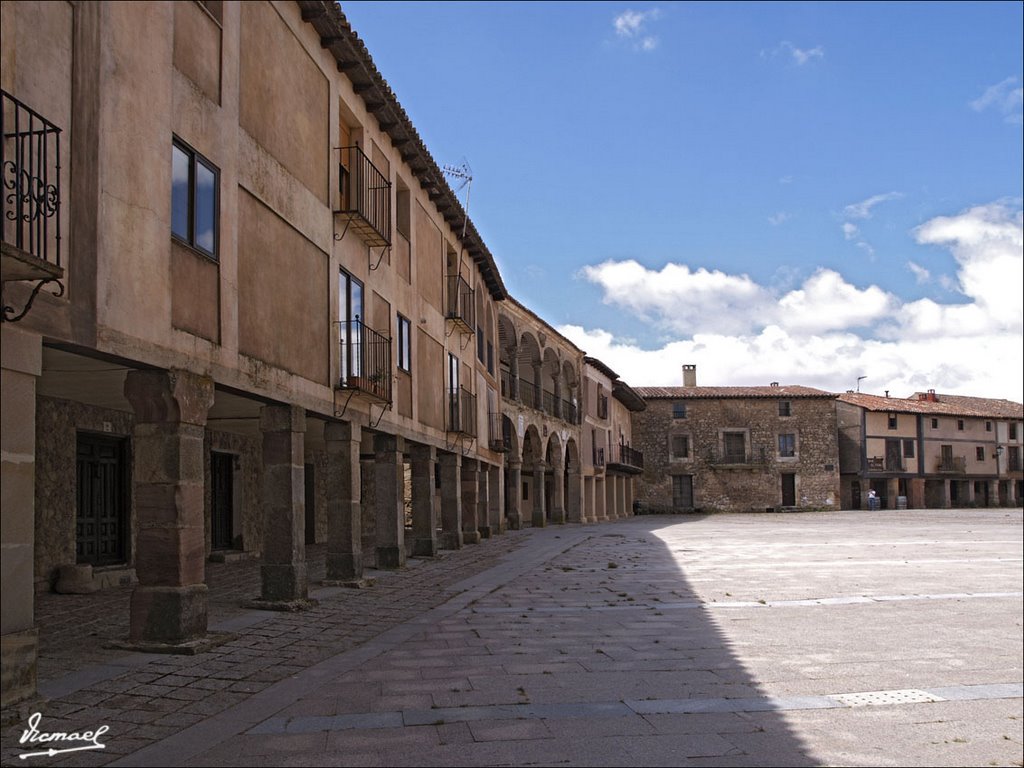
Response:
[672,401,687,419]
[476,326,485,362]
[723,432,746,461]
[1011,424,1019,441]
[671,435,689,459]
[903,439,915,458]
[931,418,939,429]
[396,314,411,372]
[171,138,219,259]
[888,413,897,429]
[985,421,992,432]
[957,419,964,431]
[486,341,494,375]
[976,446,985,461]
[778,433,796,458]
[778,401,791,417]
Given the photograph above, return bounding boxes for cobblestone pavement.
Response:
[3,509,1022,767]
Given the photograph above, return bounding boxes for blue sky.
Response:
[342,1,1024,400]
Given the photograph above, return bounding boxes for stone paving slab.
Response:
[3,509,1022,767]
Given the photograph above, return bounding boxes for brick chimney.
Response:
[682,364,696,387]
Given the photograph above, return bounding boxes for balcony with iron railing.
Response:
[562,399,579,425]
[2,89,64,321]
[518,377,536,410]
[499,368,514,399]
[488,412,509,452]
[867,456,906,472]
[337,318,392,404]
[447,386,477,437]
[445,274,474,335]
[936,456,967,474]
[336,145,391,248]
[707,446,767,467]
[593,446,605,468]
[607,444,644,474]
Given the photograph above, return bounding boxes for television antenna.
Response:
[442,160,473,239]
[856,375,866,392]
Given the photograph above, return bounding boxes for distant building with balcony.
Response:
[632,366,840,513]
[837,390,1024,509]
[496,298,584,527]
[581,357,646,521]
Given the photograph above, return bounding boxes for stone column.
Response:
[1007,480,1018,506]
[886,478,900,510]
[566,465,582,522]
[507,459,522,530]
[488,464,504,534]
[532,362,543,411]
[583,476,594,523]
[439,451,463,549]
[988,479,999,507]
[257,404,312,606]
[964,480,975,506]
[553,379,563,419]
[1,326,41,706]
[625,477,635,516]
[124,369,214,645]
[410,443,438,556]
[374,433,405,568]
[940,478,952,508]
[509,350,520,402]
[323,421,363,584]
[462,459,481,544]
[603,477,613,521]
[477,465,491,538]
[359,454,376,569]
[532,460,547,527]
[549,453,566,524]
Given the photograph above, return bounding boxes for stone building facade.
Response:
[0,0,617,709]
[837,391,1023,509]
[633,369,840,513]
[580,357,646,522]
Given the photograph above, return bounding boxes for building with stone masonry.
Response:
[632,366,840,513]
[836,390,1024,510]
[0,0,621,711]
[580,357,646,521]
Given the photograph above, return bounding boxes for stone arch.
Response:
[518,332,542,409]
[545,433,565,524]
[522,424,545,527]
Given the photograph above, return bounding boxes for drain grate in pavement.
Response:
[829,689,946,707]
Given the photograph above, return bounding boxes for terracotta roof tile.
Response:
[837,392,1023,418]
[633,385,835,399]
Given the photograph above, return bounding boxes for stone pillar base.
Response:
[376,546,404,569]
[507,514,521,531]
[441,531,463,550]
[478,526,492,539]
[129,585,208,645]
[532,511,546,528]
[54,564,97,594]
[321,577,375,589]
[412,538,438,557]
[0,628,37,710]
[260,563,308,603]
[463,531,481,545]
[325,553,361,582]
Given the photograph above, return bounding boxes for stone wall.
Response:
[35,397,134,592]
[634,396,840,513]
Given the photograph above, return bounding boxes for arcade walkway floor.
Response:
[2,508,1021,766]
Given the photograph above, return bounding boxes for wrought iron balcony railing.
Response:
[445,274,475,334]
[2,89,62,269]
[867,456,905,472]
[519,377,536,410]
[618,444,644,470]
[337,318,392,403]
[488,412,509,452]
[499,368,514,399]
[542,389,557,417]
[447,385,477,437]
[562,399,579,425]
[594,446,605,467]
[707,447,767,466]
[336,145,391,247]
[937,456,967,474]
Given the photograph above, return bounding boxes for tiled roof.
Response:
[838,392,1023,418]
[633,385,835,399]
[297,1,506,300]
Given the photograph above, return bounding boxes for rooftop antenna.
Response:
[856,376,866,392]
[442,159,473,240]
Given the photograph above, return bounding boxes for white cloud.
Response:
[779,175,793,185]
[768,212,792,226]
[568,201,1024,400]
[613,9,661,51]
[907,261,930,284]
[843,191,903,220]
[970,76,1024,123]
[765,41,824,66]
[842,222,859,240]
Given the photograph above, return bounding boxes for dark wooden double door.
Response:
[76,433,128,566]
